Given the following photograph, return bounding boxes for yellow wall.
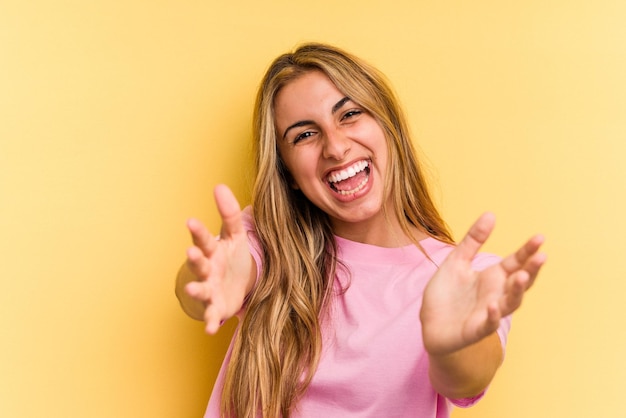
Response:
[1,1,624,417]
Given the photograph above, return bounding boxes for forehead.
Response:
[274,71,344,117]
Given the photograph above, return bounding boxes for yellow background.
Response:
[1,1,624,417]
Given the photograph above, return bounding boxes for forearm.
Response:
[428,332,503,399]
[175,263,206,321]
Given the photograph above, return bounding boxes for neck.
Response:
[332,212,429,248]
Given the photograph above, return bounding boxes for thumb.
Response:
[453,212,496,261]
[214,184,244,238]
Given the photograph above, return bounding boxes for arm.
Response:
[175,184,257,334]
[176,261,207,321]
[421,213,546,399]
[427,332,503,399]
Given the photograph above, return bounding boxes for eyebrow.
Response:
[332,96,351,114]
[281,120,314,141]
[281,97,352,141]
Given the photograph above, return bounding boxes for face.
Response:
[274,70,391,240]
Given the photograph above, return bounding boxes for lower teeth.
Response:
[337,176,368,196]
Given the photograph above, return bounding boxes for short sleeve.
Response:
[242,206,263,281]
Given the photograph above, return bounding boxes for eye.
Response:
[293,130,316,144]
[341,109,362,121]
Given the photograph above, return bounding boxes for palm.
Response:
[184,185,253,334]
[420,213,545,355]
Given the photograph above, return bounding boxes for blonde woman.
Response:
[176,43,546,418]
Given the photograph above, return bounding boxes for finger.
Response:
[185,246,211,278]
[500,270,530,315]
[204,303,224,335]
[453,212,496,261]
[500,234,545,275]
[482,302,503,335]
[187,218,219,257]
[214,184,244,239]
[518,251,547,291]
[185,273,218,299]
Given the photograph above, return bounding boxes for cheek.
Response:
[279,152,307,190]
[281,148,316,177]
[288,160,314,185]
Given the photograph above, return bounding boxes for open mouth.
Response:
[327,160,371,196]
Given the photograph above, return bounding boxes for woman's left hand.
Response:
[420,213,546,356]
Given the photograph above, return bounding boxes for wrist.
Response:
[427,332,503,399]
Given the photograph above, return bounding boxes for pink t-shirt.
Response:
[204,209,510,418]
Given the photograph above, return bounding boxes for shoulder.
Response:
[242,205,255,231]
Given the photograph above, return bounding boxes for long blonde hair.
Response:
[221,43,453,418]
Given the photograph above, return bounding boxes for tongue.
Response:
[332,170,367,192]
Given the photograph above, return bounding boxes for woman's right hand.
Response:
[175,184,256,334]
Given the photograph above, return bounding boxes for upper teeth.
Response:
[328,160,369,183]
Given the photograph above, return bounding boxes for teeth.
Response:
[328,160,369,183]
[337,176,369,195]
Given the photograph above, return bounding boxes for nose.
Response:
[322,128,351,160]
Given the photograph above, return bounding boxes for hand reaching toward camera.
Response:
[420,213,546,356]
[176,185,256,334]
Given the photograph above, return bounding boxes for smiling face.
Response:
[274,70,394,242]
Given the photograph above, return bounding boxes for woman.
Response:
[176,43,546,418]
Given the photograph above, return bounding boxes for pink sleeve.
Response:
[241,206,263,281]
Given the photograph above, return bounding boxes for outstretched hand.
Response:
[420,213,546,356]
[184,185,254,334]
